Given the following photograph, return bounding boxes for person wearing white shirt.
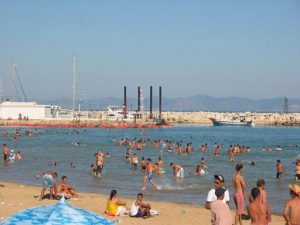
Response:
[205,174,230,209]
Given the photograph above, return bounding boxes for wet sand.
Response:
[0,182,285,225]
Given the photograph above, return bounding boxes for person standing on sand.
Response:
[283,184,300,225]
[142,158,161,190]
[232,164,246,225]
[247,187,271,225]
[205,175,230,210]
[256,179,267,204]
[36,171,57,201]
[210,188,232,225]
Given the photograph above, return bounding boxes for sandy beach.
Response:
[0,182,285,225]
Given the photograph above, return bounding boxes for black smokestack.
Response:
[123,86,127,118]
[159,86,162,119]
[138,86,141,111]
[150,86,153,119]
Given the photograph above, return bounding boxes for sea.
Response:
[0,125,299,214]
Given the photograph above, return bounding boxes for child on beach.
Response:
[142,158,161,190]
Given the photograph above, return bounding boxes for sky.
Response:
[0,0,299,100]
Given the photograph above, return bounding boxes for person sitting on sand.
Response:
[105,190,127,216]
[247,187,271,225]
[170,162,184,178]
[130,193,151,219]
[57,176,78,199]
[210,188,232,225]
[283,184,300,225]
[36,171,58,201]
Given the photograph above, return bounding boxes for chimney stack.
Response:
[123,86,127,118]
[150,86,153,119]
[159,86,162,119]
[138,86,141,112]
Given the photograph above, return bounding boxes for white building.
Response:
[0,101,61,120]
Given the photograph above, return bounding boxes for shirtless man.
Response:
[295,160,300,181]
[229,145,235,161]
[283,184,300,225]
[142,158,161,190]
[247,187,271,225]
[170,162,184,178]
[57,176,78,198]
[156,157,165,174]
[141,157,147,172]
[232,164,246,225]
[96,151,104,177]
[256,179,267,203]
[2,144,9,161]
[37,171,58,201]
[276,160,285,180]
[132,154,138,170]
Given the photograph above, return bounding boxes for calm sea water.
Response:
[0,125,299,214]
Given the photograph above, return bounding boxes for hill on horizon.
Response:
[34,95,300,113]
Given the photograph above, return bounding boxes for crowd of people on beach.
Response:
[1,128,300,224]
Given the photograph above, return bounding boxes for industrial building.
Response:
[0,101,61,120]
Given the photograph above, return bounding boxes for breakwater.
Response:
[0,112,300,127]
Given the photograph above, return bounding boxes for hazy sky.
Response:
[0,1,299,100]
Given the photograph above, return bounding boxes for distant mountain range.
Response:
[35,95,300,113]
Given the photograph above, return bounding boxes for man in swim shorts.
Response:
[247,188,271,225]
[142,158,160,190]
[283,184,300,225]
[276,160,285,180]
[170,162,184,178]
[232,164,246,225]
[38,171,58,201]
[295,160,300,181]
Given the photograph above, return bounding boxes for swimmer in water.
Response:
[249,161,255,166]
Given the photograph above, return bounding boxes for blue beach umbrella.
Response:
[1,198,114,225]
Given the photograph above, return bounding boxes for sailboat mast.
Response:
[12,62,16,102]
[72,56,76,118]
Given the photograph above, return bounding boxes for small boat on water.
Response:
[210,117,255,127]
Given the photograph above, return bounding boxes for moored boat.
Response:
[210,117,254,127]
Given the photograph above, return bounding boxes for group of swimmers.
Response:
[2,144,22,161]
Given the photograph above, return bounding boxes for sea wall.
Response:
[161,112,300,126]
[0,112,300,127]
